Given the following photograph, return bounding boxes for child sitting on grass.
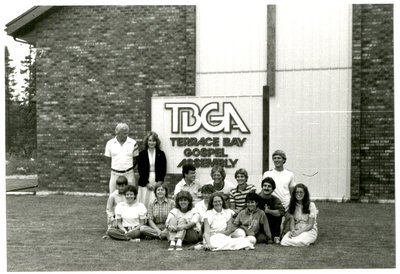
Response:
[103,176,127,239]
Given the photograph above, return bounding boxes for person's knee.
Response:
[184,229,200,243]
[139,225,152,235]
[128,229,141,239]
[168,217,179,228]
[256,232,267,243]
[231,228,246,238]
[247,236,257,245]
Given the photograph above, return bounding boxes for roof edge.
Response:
[5,6,56,37]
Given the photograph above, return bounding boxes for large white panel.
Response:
[196,5,267,96]
[193,4,352,200]
[276,4,352,70]
[270,70,352,199]
[152,96,264,191]
[196,72,267,96]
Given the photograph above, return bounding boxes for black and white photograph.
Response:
[1,0,397,271]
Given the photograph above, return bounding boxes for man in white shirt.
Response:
[262,150,296,211]
[104,123,139,194]
[174,164,202,205]
[263,150,296,238]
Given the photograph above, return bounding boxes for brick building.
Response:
[5,5,394,200]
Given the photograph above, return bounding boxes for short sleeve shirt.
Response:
[115,201,147,228]
[257,193,285,216]
[106,190,126,217]
[205,179,237,195]
[147,198,175,224]
[205,208,235,235]
[194,200,208,223]
[174,179,202,205]
[104,137,139,170]
[293,202,318,230]
[262,168,295,211]
[229,184,256,210]
[166,208,200,231]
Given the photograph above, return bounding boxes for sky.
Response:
[2,1,34,97]
[2,2,33,59]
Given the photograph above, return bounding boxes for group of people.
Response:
[103,123,318,250]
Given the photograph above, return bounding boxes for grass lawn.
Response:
[5,195,396,271]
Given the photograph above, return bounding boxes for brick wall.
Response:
[25,6,196,192]
[351,4,394,200]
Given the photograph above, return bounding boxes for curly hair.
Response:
[115,123,129,134]
[288,183,311,214]
[261,177,276,190]
[245,192,259,204]
[175,191,193,211]
[200,184,215,194]
[143,131,161,150]
[124,185,138,197]
[210,165,226,180]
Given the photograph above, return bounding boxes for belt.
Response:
[111,167,133,173]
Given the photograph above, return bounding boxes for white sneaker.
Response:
[194,244,205,250]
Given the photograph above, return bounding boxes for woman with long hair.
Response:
[280,183,318,246]
[203,192,255,251]
[137,131,167,208]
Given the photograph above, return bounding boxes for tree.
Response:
[5,46,37,157]
[5,46,17,153]
[19,48,37,157]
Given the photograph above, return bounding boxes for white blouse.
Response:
[204,208,235,235]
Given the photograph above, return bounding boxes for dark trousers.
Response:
[266,214,283,239]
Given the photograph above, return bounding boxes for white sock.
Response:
[176,239,182,246]
[170,240,176,246]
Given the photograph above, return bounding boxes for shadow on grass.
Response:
[6,195,396,271]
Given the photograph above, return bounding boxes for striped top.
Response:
[229,184,256,211]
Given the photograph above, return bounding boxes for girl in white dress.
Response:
[281,183,318,246]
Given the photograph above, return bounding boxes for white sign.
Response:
[165,102,250,133]
[152,96,263,190]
